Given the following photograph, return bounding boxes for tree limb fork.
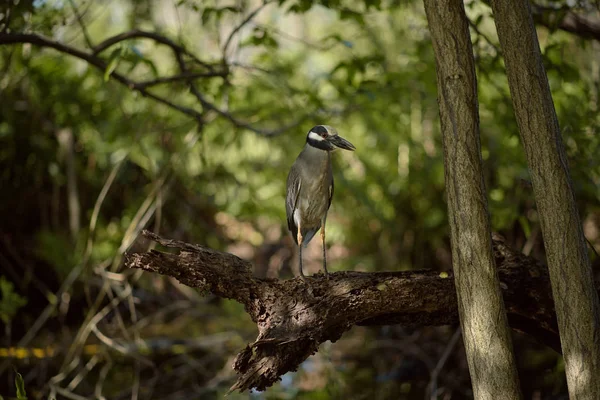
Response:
[125,231,574,392]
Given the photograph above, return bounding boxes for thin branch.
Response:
[68,0,94,49]
[134,71,228,89]
[468,17,501,52]
[230,61,274,74]
[223,1,272,56]
[92,29,213,70]
[427,327,462,399]
[174,41,308,137]
[190,87,309,136]
[126,230,577,392]
[258,24,333,51]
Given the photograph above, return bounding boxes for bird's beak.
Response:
[328,135,356,151]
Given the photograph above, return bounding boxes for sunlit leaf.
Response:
[104,46,124,82]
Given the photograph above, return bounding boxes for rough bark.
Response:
[423,1,522,398]
[489,1,600,398]
[125,230,578,392]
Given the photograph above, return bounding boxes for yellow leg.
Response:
[321,221,329,280]
[297,229,305,280]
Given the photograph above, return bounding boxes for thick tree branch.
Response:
[125,231,574,392]
[532,5,600,42]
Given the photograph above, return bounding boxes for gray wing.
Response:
[286,165,301,244]
[328,178,334,210]
[327,164,334,210]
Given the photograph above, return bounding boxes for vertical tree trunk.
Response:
[423,1,522,398]
[489,1,600,398]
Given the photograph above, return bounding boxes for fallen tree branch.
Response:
[124,231,580,392]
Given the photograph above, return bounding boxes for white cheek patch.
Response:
[308,131,325,141]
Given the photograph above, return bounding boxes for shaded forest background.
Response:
[1,0,599,398]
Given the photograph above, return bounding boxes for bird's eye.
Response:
[320,132,327,138]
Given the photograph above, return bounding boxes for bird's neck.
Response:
[302,144,331,164]
[298,145,331,182]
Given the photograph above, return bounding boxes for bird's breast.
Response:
[297,177,330,226]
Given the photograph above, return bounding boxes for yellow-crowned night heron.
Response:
[286,125,355,279]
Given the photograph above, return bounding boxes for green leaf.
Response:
[104,46,124,82]
[201,7,216,25]
[240,27,279,49]
[364,0,382,10]
[121,45,158,77]
[518,216,531,238]
[286,0,312,13]
[325,33,353,48]
[201,6,238,25]
[0,277,28,325]
[140,58,159,77]
[339,8,364,24]
[15,370,27,400]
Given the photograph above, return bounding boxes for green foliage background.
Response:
[0,0,599,398]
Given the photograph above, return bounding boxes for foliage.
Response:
[0,277,27,325]
[15,370,27,400]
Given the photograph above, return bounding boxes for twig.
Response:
[66,354,101,391]
[68,0,94,49]
[172,40,307,136]
[95,355,112,400]
[223,1,272,56]
[468,16,501,53]
[427,328,462,400]
[92,29,213,70]
[258,23,333,51]
[191,87,309,136]
[51,386,90,400]
[134,71,228,89]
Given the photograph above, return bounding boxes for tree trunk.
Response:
[422,1,522,398]
[489,1,600,398]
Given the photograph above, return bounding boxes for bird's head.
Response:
[305,125,356,152]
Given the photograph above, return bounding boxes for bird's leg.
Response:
[297,229,306,280]
[321,219,329,280]
[298,245,305,280]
